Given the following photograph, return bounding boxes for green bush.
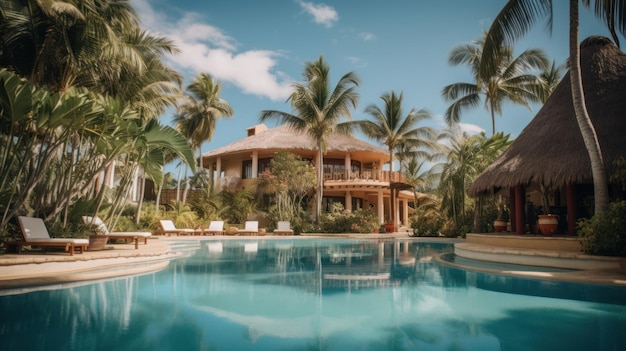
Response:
[320,207,378,233]
[578,201,626,257]
[410,214,442,237]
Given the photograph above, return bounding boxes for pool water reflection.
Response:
[1,238,625,351]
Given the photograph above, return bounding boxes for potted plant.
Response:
[82,221,109,251]
[493,195,508,232]
[225,225,239,236]
[537,184,558,236]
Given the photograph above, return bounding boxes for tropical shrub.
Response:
[578,201,626,257]
[159,201,199,228]
[219,189,256,225]
[410,214,442,237]
[320,204,378,233]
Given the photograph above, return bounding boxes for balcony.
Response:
[323,170,406,183]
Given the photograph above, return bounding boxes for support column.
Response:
[566,184,577,235]
[216,158,222,190]
[345,191,352,212]
[403,198,409,228]
[345,153,351,179]
[251,151,258,178]
[509,187,516,233]
[514,185,525,234]
[377,190,384,224]
[394,195,400,228]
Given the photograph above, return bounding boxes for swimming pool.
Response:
[1,238,625,350]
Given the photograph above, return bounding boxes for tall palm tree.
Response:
[442,33,548,135]
[259,56,360,222]
[355,91,433,230]
[185,73,234,169]
[480,0,626,214]
[174,73,233,199]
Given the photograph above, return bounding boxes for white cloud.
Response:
[458,123,485,135]
[359,32,376,41]
[431,114,485,136]
[297,0,339,28]
[131,0,293,101]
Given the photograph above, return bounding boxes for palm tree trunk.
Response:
[176,161,182,202]
[182,164,189,205]
[490,102,496,135]
[389,148,396,231]
[155,172,164,215]
[135,172,146,225]
[569,0,609,214]
[316,144,324,222]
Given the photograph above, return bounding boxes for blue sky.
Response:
[131,0,618,169]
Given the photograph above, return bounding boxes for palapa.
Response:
[469,36,626,197]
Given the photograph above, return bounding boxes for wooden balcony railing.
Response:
[323,170,405,183]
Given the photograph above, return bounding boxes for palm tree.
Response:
[0,0,152,92]
[439,131,512,233]
[403,156,440,215]
[174,73,233,199]
[536,60,566,103]
[480,0,626,214]
[184,73,234,169]
[355,91,433,230]
[442,33,548,135]
[259,56,360,222]
[403,155,445,236]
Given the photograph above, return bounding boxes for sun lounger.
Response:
[7,216,89,256]
[203,221,225,236]
[82,216,151,249]
[156,219,201,236]
[238,221,259,236]
[273,221,294,236]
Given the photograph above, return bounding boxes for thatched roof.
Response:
[202,124,388,158]
[469,36,626,197]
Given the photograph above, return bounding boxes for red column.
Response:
[566,184,577,235]
[509,187,516,233]
[515,185,525,234]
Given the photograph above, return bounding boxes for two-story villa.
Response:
[201,124,415,230]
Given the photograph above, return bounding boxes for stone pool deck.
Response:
[1,233,625,291]
[450,233,626,287]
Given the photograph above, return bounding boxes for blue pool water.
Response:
[1,238,625,351]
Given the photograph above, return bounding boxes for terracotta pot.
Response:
[225,227,238,236]
[493,219,507,232]
[537,214,559,236]
[258,228,266,236]
[88,235,109,251]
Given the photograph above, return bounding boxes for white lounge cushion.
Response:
[83,216,152,238]
[18,216,89,244]
[207,221,224,231]
[26,238,89,244]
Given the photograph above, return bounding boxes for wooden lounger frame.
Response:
[5,240,87,256]
[106,235,148,249]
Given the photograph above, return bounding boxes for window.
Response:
[242,160,252,179]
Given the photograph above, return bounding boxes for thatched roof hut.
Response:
[469,36,626,197]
